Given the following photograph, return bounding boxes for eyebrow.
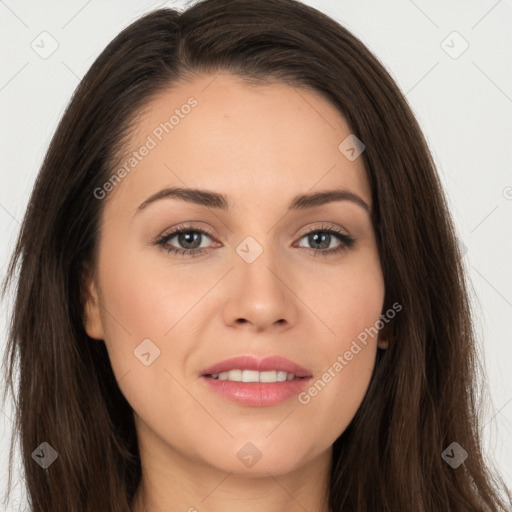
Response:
[136,187,370,214]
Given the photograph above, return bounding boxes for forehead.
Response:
[106,72,371,215]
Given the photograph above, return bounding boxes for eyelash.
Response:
[154,224,356,258]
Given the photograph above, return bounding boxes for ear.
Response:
[377,338,389,350]
[377,318,390,350]
[82,267,105,340]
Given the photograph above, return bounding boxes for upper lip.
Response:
[201,355,312,378]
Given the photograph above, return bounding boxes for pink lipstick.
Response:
[200,355,312,407]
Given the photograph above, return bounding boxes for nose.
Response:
[221,246,300,334]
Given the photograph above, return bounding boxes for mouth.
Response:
[204,370,307,382]
[200,354,312,380]
[200,355,312,407]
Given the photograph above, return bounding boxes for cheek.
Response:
[95,252,198,435]
[299,256,384,429]
[297,298,381,440]
[310,252,385,345]
[93,238,179,383]
[97,234,186,339]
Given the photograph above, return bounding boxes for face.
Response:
[84,72,387,477]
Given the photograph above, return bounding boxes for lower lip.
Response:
[201,375,312,407]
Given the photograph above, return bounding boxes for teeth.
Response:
[211,369,298,382]
[277,371,288,382]
[242,370,260,382]
[260,370,276,382]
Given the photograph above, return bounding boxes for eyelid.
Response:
[155,222,216,242]
[154,222,355,256]
[298,223,350,237]
[156,222,349,241]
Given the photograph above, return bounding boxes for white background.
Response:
[1,0,511,509]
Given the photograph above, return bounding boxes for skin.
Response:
[83,72,388,512]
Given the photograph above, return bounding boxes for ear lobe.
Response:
[82,270,105,340]
[377,338,389,350]
[377,318,391,350]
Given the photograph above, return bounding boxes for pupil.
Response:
[311,232,329,250]
[179,232,201,249]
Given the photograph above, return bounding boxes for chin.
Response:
[200,440,311,477]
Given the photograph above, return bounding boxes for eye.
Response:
[295,225,355,256]
[154,224,217,257]
[154,223,356,257]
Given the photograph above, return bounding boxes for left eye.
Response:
[155,227,215,257]
[296,229,354,252]
[155,225,355,257]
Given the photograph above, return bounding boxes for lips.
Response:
[200,355,312,379]
[200,355,313,407]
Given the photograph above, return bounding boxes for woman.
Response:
[2,0,511,510]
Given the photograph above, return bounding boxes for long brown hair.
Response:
[2,0,511,510]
